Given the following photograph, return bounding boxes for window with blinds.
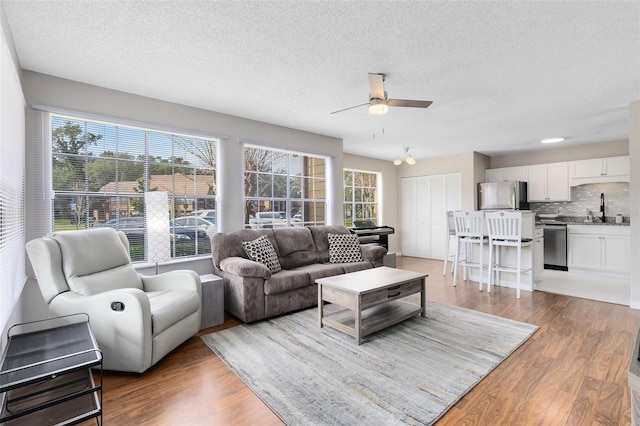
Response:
[343,169,380,227]
[0,32,26,331]
[51,114,218,261]
[244,145,326,229]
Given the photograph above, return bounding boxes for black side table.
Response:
[0,314,102,425]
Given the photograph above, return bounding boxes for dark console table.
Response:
[349,222,395,250]
[0,314,102,425]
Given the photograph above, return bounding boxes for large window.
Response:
[343,169,379,227]
[244,145,326,229]
[51,114,218,261]
[1,35,26,331]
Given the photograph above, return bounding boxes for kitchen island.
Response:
[460,211,543,294]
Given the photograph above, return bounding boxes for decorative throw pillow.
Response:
[327,233,363,263]
[242,235,282,273]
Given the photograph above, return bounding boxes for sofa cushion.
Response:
[273,227,319,269]
[328,233,364,263]
[294,263,346,283]
[340,261,373,274]
[308,225,351,263]
[242,235,282,273]
[264,269,312,295]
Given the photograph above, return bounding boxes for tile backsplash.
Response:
[530,182,630,218]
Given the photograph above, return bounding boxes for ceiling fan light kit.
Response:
[368,98,389,115]
[394,147,416,166]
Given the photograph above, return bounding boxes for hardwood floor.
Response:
[93,257,640,425]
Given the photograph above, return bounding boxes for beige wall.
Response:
[490,139,628,168]
[397,151,483,210]
[22,71,345,237]
[343,153,401,253]
[389,151,489,253]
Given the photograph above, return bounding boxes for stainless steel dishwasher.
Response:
[543,223,568,271]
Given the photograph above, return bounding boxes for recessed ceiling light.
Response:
[541,137,565,144]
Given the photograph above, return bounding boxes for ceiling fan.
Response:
[330,73,433,115]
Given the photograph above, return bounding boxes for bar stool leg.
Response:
[487,239,495,293]
[496,246,501,287]
[442,234,450,275]
[462,241,468,281]
[478,240,483,291]
[453,238,460,287]
[516,244,521,299]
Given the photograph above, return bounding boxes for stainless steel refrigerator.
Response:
[478,181,529,210]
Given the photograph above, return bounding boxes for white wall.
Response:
[490,139,629,168]
[629,101,640,308]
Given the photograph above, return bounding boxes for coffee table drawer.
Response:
[361,280,423,309]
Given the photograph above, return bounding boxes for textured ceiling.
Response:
[2,1,639,161]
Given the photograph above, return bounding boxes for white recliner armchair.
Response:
[26,227,202,373]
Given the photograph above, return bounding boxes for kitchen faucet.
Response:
[600,193,605,223]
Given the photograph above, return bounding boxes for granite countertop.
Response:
[535,216,630,226]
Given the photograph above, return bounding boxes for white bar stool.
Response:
[452,211,487,290]
[485,211,532,299]
[442,211,456,275]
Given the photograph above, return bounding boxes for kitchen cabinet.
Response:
[567,225,630,276]
[569,155,630,185]
[527,162,570,202]
[534,227,544,283]
[485,166,527,183]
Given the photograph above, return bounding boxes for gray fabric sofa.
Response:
[211,225,387,322]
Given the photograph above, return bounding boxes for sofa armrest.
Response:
[360,244,387,262]
[220,256,271,279]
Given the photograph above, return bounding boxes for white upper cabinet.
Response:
[485,166,527,183]
[569,156,629,185]
[527,162,570,202]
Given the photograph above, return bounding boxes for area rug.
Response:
[201,301,538,425]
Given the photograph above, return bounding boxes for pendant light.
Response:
[393,147,416,166]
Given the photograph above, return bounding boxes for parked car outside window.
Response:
[188,209,216,224]
[98,217,145,245]
[248,211,303,229]
[171,217,216,237]
[98,217,210,253]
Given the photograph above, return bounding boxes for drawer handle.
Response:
[388,291,401,298]
[388,285,401,291]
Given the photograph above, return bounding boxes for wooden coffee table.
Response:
[317,266,428,344]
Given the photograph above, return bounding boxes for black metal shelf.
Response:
[0,314,102,425]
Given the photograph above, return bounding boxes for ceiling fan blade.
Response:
[388,99,433,109]
[368,73,386,100]
[330,102,369,114]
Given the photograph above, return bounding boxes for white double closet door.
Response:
[401,173,462,259]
